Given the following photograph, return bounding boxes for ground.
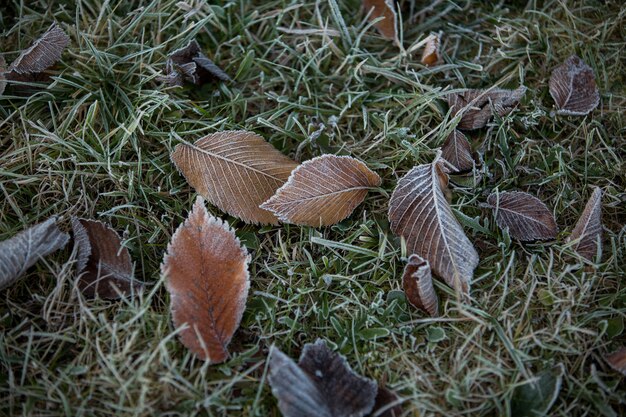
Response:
[1,0,625,416]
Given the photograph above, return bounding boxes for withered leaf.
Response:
[71,218,144,299]
[441,130,473,173]
[402,254,438,316]
[171,130,299,225]
[370,386,403,417]
[268,339,378,417]
[163,39,230,86]
[0,217,69,289]
[485,191,558,242]
[421,33,441,67]
[605,346,626,376]
[388,158,479,293]
[260,155,381,227]
[446,86,527,130]
[363,0,398,42]
[7,22,69,75]
[162,197,250,363]
[549,55,599,116]
[567,187,602,261]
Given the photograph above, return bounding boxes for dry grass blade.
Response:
[441,130,473,173]
[363,0,398,42]
[421,33,441,66]
[605,347,626,376]
[7,22,69,75]
[0,217,69,289]
[162,197,250,363]
[401,254,438,316]
[162,39,230,86]
[171,130,299,225]
[268,339,378,417]
[388,159,479,293]
[446,86,527,130]
[260,155,381,227]
[549,55,599,116]
[566,187,603,261]
[486,191,558,241]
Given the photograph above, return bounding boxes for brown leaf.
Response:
[605,346,626,376]
[363,0,398,42]
[260,155,381,227]
[549,55,599,116]
[567,187,602,261]
[0,217,69,290]
[162,40,230,86]
[446,86,527,130]
[441,130,473,173]
[388,158,479,293]
[421,33,441,66]
[7,22,69,75]
[369,386,403,417]
[71,218,144,299]
[171,130,299,225]
[161,197,250,363]
[485,191,558,242]
[402,254,438,316]
[268,339,378,417]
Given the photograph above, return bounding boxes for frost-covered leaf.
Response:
[162,39,230,86]
[388,158,479,293]
[446,86,527,130]
[401,254,438,316]
[171,130,299,225]
[511,364,564,417]
[261,155,381,227]
[161,197,250,363]
[363,0,398,42]
[605,346,626,376]
[421,33,441,66]
[0,217,69,289]
[485,191,558,241]
[549,55,599,116]
[567,187,602,261]
[7,22,69,75]
[441,130,473,173]
[268,339,378,417]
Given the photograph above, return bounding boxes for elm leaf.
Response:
[567,187,603,261]
[363,0,398,42]
[549,55,599,116]
[401,254,438,316]
[441,130,473,173]
[446,86,527,130]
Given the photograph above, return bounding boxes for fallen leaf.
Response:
[71,218,144,299]
[260,155,381,227]
[171,130,299,225]
[402,254,438,316]
[485,191,558,241]
[363,0,398,42]
[370,386,403,417]
[388,158,479,293]
[162,196,250,363]
[605,346,626,376]
[511,364,564,417]
[162,39,230,86]
[446,86,527,130]
[268,339,378,417]
[0,217,69,289]
[441,130,473,173]
[549,55,599,116]
[567,187,602,261]
[6,22,69,75]
[421,33,441,66]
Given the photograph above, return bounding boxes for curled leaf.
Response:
[441,130,473,173]
[0,217,69,289]
[7,22,69,75]
[388,159,479,293]
[268,339,378,417]
[549,55,599,116]
[567,187,602,261]
[446,86,527,130]
[605,346,626,376]
[421,33,441,66]
[162,40,230,86]
[260,155,381,227]
[363,0,398,42]
[485,191,558,241]
[171,130,299,225]
[162,197,250,363]
[402,254,438,316]
[71,218,144,299]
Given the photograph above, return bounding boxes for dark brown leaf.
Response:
[567,187,602,261]
[363,0,398,42]
[268,339,378,417]
[402,254,438,316]
[163,40,230,86]
[162,197,250,363]
[549,55,599,116]
[7,23,69,75]
[441,130,473,173]
[369,386,403,417]
[485,191,558,241]
[605,346,626,376]
[421,33,441,66]
[446,86,527,130]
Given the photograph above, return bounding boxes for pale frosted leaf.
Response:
[162,197,250,363]
[0,217,69,289]
[605,346,626,376]
[486,191,558,241]
[363,0,398,42]
[446,86,527,130]
[441,130,473,173]
[401,254,438,316]
[567,187,602,261]
[421,33,441,66]
[171,130,299,225]
[549,55,599,116]
[261,155,381,227]
[8,23,69,74]
[388,160,479,293]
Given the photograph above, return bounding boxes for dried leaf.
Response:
[163,40,230,86]
[260,155,381,227]
[388,159,479,293]
[421,33,441,66]
[567,187,602,261]
[171,130,299,225]
[0,217,69,289]
[446,86,527,130]
[363,0,398,42]
[370,386,403,417]
[71,218,144,299]
[511,365,564,417]
[441,130,473,173]
[7,23,69,75]
[605,346,626,376]
[485,191,558,241]
[402,254,438,316]
[162,197,250,363]
[268,339,378,417]
[549,55,599,116]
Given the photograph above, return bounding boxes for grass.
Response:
[1,0,625,415]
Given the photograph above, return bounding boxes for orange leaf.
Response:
[421,33,441,66]
[363,0,398,42]
[401,254,438,316]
